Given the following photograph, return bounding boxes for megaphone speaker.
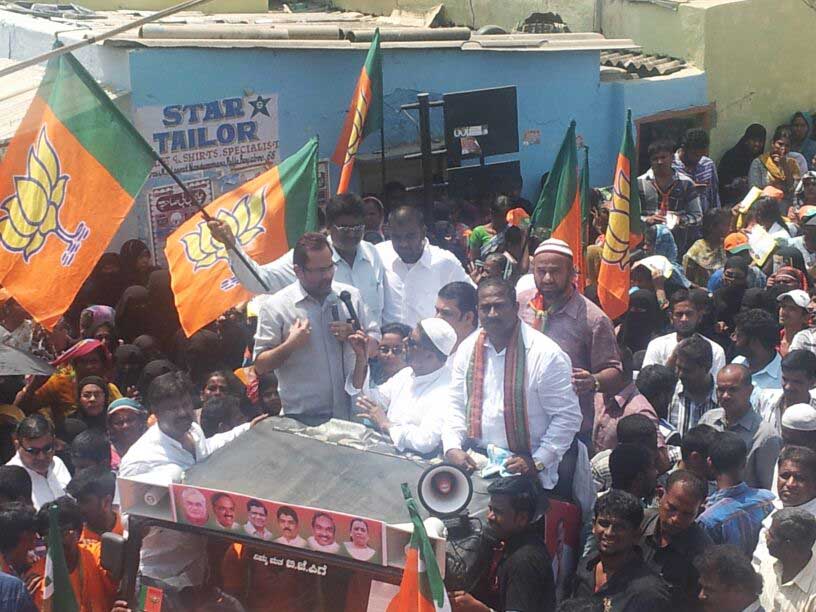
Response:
[418,462,473,517]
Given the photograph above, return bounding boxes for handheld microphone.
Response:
[338,290,361,331]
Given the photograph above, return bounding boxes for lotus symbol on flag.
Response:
[0,126,89,265]
[181,185,267,272]
[601,165,633,268]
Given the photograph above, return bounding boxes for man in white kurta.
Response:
[348,318,457,454]
[376,206,472,327]
[442,278,582,489]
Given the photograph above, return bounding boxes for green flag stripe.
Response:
[47,504,79,612]
[622,110,643,234]
[282,138,320,245]
[38,52,156,197]
[531,121,578,229]
[361,29,383,141]
[401,483,446,607]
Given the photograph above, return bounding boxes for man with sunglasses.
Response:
[5,415,69,510]
[210,192,386,325]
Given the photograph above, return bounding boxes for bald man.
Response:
[375,206,472,327]
[699,364,782,489]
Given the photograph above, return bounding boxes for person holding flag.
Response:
[37,496,116,612]
[449,477,556,612]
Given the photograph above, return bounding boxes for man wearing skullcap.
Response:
[517,238,622,435]
[449,477,556,612]
[442,277,581,493]
[769,403,816,497]
[347,318,456,454]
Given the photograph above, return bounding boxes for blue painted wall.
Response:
[127,44,707,205]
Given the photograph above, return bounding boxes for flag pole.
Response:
[0,0,215,79]
[380,116,387,196]
[153,155,271,292]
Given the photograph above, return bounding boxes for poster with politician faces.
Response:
[169,483,385,565]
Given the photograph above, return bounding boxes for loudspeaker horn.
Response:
[417,462,473,517]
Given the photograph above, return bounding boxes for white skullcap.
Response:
[533,238,573,259]
[782,403,816,431]
[418,318,458,357]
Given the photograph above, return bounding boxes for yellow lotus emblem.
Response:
[0,126,88,265]
[181,185,267,272]
[601,165,633,269]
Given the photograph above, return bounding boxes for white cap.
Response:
[777,289,810,309]
[533,238,573,259]
[418,318,458,356]
[782,403,816,431]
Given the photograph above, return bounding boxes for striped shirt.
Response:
[697,482,775,556]
[673,152,721,212]
[667,379,718,437]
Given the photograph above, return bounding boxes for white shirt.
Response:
[753,496,816,564]
[376,239,472,326]
[275,534,306,548]
[642,332,726,378]
[753,388,816,434]
[515,273,535,295]
[244,522,273,541]
[5,452,70,510]
[119,421,250,588]
[791,328,816,354]
[307,537,340,554]
[442,322,582,489]
[227,237,386,325]
[755,544,816,612]
[348,364,451,454]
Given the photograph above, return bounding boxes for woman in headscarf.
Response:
[146,269,181,349]
[107,398,148,471]
[132,335,164,362]
[76,376,110,431]
[767,265,809,293]
[80,253,129,308]
[719,124,766,203]
[114,286,151,344]
[114,344,146,398]
[790,112,816,170]
[79,306,115,340]
[119,239,157,288]
[683,208,730,287]
[749,126,801,198]
[182,330,224,388]
[16,339,122,431]
[87,320,117,356]
[616,289,662,353]
[643,224,692,288]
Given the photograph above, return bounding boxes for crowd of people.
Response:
[1,113,816,611]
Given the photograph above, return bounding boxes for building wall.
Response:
[331,0,597,31]
[601,0,816,160]
[127,44,705,193]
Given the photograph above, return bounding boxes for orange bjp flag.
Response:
[0,51,155,328]
[597,110,643,320]
[165,138,318,336]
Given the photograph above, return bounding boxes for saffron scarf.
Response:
[465,323,531,453]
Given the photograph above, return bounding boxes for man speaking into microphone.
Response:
[254,233,379,422]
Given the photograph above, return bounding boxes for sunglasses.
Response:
[22,443,54,456]
[378,345,404,356]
